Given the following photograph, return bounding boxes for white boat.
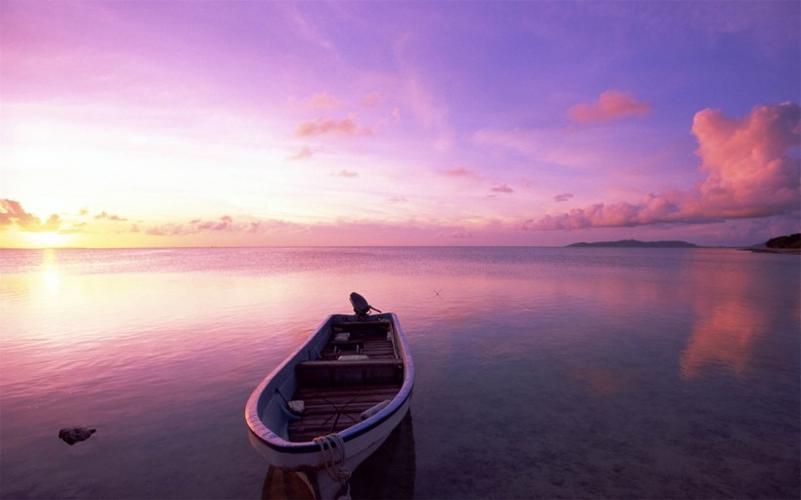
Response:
[245,294,414,499]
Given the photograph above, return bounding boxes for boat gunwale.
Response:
[245,312,414,455]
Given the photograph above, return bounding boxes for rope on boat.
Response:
[314,433,351,498]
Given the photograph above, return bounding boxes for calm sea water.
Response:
[1,247,799,499]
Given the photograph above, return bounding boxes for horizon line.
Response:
[0,243,743,251]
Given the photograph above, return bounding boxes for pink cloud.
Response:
[335,169,358,178]
[554,192,574,202]
[440,166,474,177]
[0,199,61,232]
[147,215,237,235]
[143,216,297,237]
[527,102,800,230]
[305,91,341,110]
[388,196,408,203]
[196,215,233,231]
[568,90,651,124]
[295,117,362,137]
[693,103,800,217]
[145,224,184,236]
[491,184,514,194]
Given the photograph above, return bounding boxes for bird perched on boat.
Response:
[58,427,96,445]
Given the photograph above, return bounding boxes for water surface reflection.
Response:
[0,247,798,498]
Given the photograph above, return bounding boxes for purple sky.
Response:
[1,1,799,247]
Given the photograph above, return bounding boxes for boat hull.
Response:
[248,390,412,468]
[245,312,414,489]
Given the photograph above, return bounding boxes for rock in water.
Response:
[58,427,96,445]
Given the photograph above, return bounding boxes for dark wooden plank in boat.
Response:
[295,382,400,393]
[302,401,389,415]
[321,346,396,354]
[298,396,396,409]
[320,351,396,357]
[295,391,399,406]
[296,359,402,386]
[322,338,394,348]
[320,344,396,358]
[298,359,402,369]
[294,384,401,399]
[288,414,363,432]
[289,412,362,427]
[332,320,391,328]
[299,401,394,414]
[299,388,399,399]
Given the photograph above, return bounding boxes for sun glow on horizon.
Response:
[24,231,73,249]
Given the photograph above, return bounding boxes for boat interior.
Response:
[286,319,403,442]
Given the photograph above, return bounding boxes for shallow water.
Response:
[1,247,799,499]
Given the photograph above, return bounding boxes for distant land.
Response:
[746,233,801,254]
[567,239,698,248]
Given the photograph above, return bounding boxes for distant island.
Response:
[746,233,801,254]
[766,233,800,249]
[567,239,698,248]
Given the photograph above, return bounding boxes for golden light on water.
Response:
[41,249,61,295]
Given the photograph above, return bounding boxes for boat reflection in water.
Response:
[261,411,416,500]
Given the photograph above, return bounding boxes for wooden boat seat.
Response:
[295,358,403,386]
[331,321,390,337]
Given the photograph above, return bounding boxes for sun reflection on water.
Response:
[40,249,61,295]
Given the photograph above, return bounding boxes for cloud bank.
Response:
[527,103,800,230]
[146,215,252,236]
[0,199,61,232]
